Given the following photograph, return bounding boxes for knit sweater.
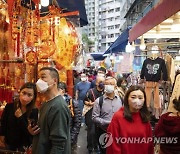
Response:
[32,95,71,154]
[154,112,180,154]
[107,107,154,154]
[140,57,168,82]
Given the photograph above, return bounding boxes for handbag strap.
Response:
[68,98,74,117]
[90,88,96,102]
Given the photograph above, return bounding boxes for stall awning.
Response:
[7,0,88,27]
[103,27,130,55]
[90,52,106,61]
[55,0,88,26]
[129,0,180,42]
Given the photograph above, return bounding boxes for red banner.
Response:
[7,0,14,19]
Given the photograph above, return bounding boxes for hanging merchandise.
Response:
[165,53,175,85]
[104,56,111,69]
[168,73,180,113]
[52,17,81,70]
[0,1,82,105]
[140,52,168,119]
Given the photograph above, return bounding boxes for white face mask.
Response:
[131,99,144,110]
[97,73,105,78]
[36,79,50,93]
[81,77,87,82]
[105,85,114,94]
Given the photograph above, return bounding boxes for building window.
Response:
[108,34,114,38]
[108,17,114,21]
[108,9,114,13]
[115,7,120,12]
[102,35,106,39]
[115,24,120,29]
[108,42,111,46]
[115,33,119,37]
[108,26,114,30]
[115,16,120,20]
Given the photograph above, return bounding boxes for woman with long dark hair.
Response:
[0,82,37,152]
[107,85,153,154]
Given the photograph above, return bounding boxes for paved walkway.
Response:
[77,125,89,154]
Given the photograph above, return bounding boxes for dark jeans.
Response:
[85,109,99,151]
[78,99,85,123]
[96,126,106,154]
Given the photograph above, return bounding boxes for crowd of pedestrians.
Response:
[0,66,179,154]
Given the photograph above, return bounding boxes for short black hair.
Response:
[40,67,59,85]
[97,67,106,73]
[117,77,127,87]
[58,82,67,92]
[123,85,150,123]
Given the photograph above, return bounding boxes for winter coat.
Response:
[64,94,81,145]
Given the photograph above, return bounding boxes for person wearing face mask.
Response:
[92,76,122,154]
[107,85,153,154]
[27,67,71,154]
[0,82,37,152]
[83,76,105,154]
[116,77,128,102]
[75,73,91,125]
[91,67,106,88]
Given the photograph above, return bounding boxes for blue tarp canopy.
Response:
[103,27,130,55]
[90,52,106,61]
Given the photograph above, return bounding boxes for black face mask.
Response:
[98,82,104,89]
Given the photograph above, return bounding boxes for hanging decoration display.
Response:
[53,17,80,70]
[0,0,81,104]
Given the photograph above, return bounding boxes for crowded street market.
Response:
[0,0,179,154]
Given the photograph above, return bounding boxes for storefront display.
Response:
[0,0,81,105]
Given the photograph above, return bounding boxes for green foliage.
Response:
[82,33,94,45]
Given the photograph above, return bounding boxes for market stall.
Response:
[0,0,86,107]
[127,0,180,120]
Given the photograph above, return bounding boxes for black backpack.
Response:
[99,96,103,115]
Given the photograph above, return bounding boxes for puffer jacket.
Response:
[64,94,81,145]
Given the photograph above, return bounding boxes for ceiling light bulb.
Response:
[110,55,114,60]
[140,44,146,50]
[119,55,124,60]
[175,56,180,61]
[39,4,41,9]
[125,42,135,53]
[140,36,146,50]
[41,0,49,7]
[171,23,180,31]
[171,13,180,31]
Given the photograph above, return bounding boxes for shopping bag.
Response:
[82,104,92,116]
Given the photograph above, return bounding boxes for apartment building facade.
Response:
[83,0,158,53]
[83,0,125,52]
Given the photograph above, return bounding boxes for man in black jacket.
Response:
[84,76,105,154]
[58,82,81,154]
